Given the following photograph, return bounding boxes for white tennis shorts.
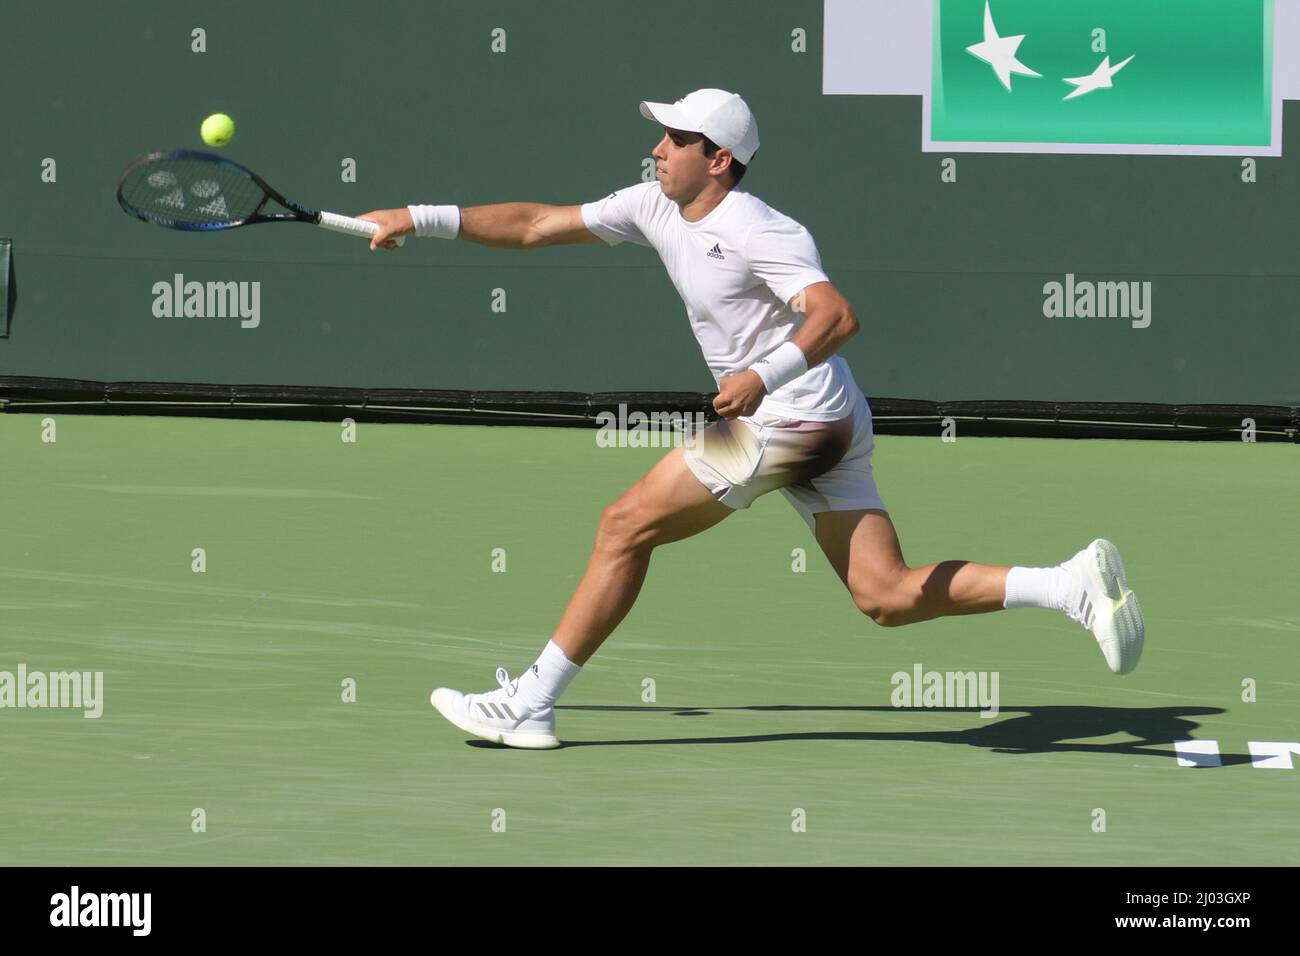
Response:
[682,389,886,532]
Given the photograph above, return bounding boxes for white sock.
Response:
[1004,564,1076,613]
[515,640,582,711]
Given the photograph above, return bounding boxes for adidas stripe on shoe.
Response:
[1065,538,1145,675]
[430,666,560,749]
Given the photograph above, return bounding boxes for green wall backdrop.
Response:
[1,0,1297,404]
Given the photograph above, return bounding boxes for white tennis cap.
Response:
[639,89,760,165]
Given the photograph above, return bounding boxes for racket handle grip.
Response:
[317,211,406,247]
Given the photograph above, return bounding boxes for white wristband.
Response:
[407,204,461,239]
[748,341,808,393]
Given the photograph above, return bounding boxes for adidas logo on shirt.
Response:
[706,243,725,260]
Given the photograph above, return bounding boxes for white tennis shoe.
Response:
[1063,538,1145,675]
[430,666,560,749]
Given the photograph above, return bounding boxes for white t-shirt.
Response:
[581,182,864,421]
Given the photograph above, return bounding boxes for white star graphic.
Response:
[1062,54,1136,100]
[965,1,1042,91]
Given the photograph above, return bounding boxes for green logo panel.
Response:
[932,0,1273,147]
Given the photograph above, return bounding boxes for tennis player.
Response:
[359,88,1145,750]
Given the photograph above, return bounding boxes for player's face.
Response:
[652,128,726,200]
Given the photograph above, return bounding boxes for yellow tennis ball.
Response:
[200,113,235,147]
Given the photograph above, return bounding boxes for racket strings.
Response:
[120,157,266,226]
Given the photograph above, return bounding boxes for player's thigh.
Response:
[602,445,734,550]
[813,508,908,593]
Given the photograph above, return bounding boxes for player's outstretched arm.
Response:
[463,204,603,249]
[357,204,601,251]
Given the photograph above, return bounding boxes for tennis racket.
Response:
[115,148,402,246]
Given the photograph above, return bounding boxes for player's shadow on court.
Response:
[503,704,1250,764]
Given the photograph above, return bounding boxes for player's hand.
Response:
[357,208,414,251]
[713,371,767,420]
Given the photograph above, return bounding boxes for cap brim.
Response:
[639,100,702,133]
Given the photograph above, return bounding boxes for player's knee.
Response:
[596,498,650,554]
[872,607,912,627]
[852,579,912,627]
[852,592,888,625]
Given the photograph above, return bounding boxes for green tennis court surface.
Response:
[1,414,1295,865]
